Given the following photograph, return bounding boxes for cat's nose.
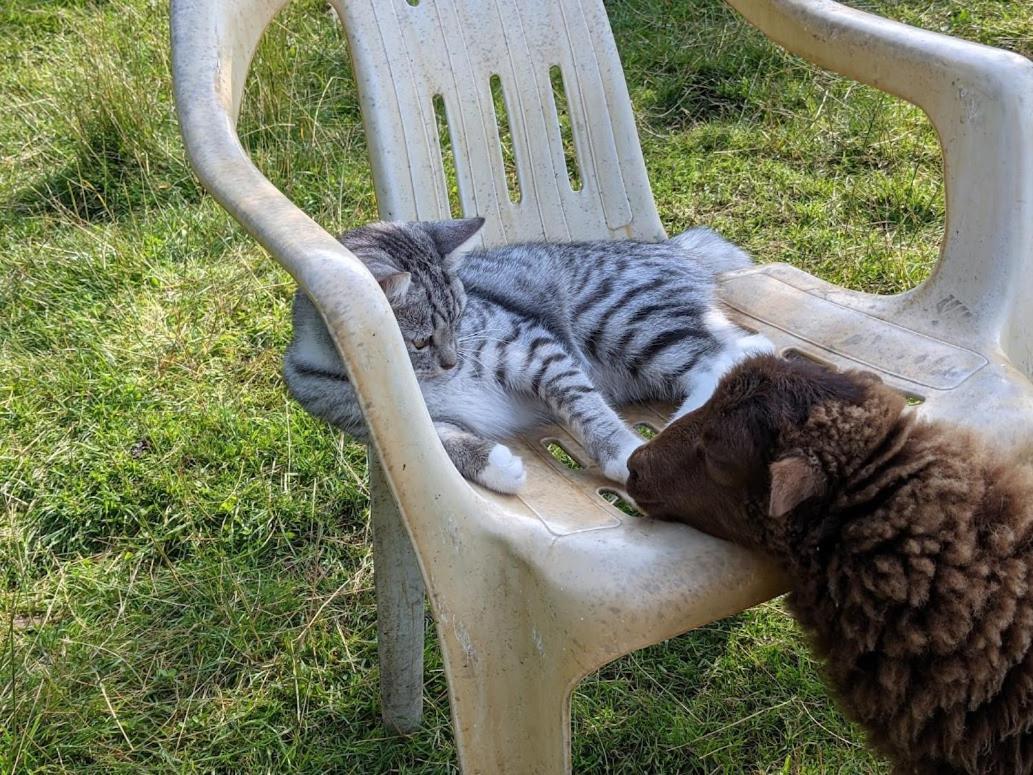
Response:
[439,348,458,370]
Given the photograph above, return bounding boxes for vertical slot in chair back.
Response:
[331,0,666,247]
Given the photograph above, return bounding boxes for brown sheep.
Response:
[626,354,1033,775]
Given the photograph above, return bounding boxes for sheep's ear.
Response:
[420,218,485,265]
[768,455,825,518]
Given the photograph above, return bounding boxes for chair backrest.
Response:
[330,0,666,248]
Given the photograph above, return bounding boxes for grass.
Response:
[1,0,1030,771]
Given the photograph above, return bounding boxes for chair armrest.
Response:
[726,0,1032,105]
[171,0,482,530]
[726,0,1033,358]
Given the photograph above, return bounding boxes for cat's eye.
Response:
[412,337,430,350]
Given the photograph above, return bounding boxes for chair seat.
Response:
[485,403,666,537]
[482,258,1033,544]
[466,257,1033,650]
[470,402,786,649]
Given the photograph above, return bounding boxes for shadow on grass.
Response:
[1,548,459,771]
[6,116,200,223]
[573,615,742,771]
[3,538,770,773]
[647,60,769,128]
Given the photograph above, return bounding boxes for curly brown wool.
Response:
[627,354,1033,774]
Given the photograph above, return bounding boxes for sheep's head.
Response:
[626,354,903,553]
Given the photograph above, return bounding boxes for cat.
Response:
[283,218,772,493]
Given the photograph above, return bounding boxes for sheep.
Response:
[626,353,1033,775]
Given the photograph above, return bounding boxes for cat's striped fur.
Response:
[283,219,772,493]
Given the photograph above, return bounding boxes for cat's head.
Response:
[339,218,484,378]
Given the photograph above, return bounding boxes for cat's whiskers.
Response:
[456,327,509,342]
[455,349,495,371]
[456,335,510,348]
[455,331,513,351]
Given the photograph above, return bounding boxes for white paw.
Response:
[671,334,775,422]
[737,333,775,358]
[674,371,720,419]
[600,437,644,484]
[479,444,527,494]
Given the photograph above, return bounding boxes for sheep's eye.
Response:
[412,337,430,350]
[695,444,706,461]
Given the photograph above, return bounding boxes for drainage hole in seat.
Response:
[544,440,582,470]
[599,489,641,517]
[634,423,657,440]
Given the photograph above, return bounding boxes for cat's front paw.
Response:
[479,443,527,494]
[600,438,644,484]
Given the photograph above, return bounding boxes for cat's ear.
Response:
[419,218,485,264]
[368,262,412,303]
[377,271,411,303]
[768,455,826,518]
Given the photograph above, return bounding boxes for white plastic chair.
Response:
[171,0,1033,771]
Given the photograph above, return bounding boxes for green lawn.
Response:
[2,0,1030,771]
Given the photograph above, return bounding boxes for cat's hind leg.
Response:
[435,421,526,494]
[674,330,774,420]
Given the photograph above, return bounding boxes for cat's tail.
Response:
[669,226,753,274]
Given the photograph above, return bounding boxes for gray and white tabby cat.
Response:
[283,218,772,493]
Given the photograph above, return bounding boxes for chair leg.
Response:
[368,449,426,734]
[369,451,576,770]
[446,650,574,775]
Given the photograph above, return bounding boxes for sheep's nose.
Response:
[627,446,645,472]
[626,448,646,494]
